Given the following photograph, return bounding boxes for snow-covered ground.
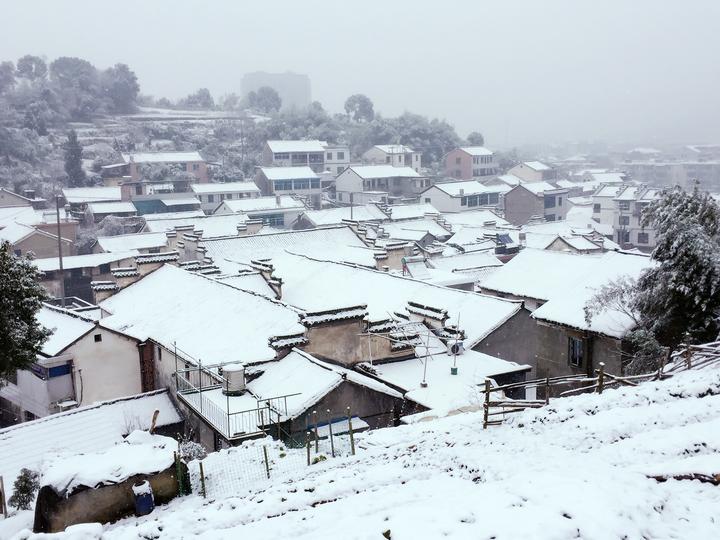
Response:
[7,365,720,539]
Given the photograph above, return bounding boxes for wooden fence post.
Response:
[262,445,271,479]
[312,410,319,453]
[483,378,491,429]
[544,377,550,404]
[347,406,356,456]
[327,409,335,458]
[597,362,605,394]
[199,461,207,498]
[0,475,7,519]
[306,432,311,466]
[685,346,692,369]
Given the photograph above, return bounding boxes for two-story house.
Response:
[255,167,322,208]
[362,145,422,173]
[612,185,660,250]
[102,151,209,185]
[419,180,507,213]
[507,161,558,183]
[190,181,261,213]
[443,147,496,180]
[262,140,328,173]
[335,165,430,205]
[504,182,569,225]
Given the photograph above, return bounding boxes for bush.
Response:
[8,468,40,511]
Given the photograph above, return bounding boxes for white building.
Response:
[335,165,429,204]
[262,140,349,174]
[507,161,557,183]
[362,145,422,173]
[591,184,625,228]
[255,166,322,208]
[612,185,661,250]
[214,195,306,228]
[323,145,351,175]
[190,182,261,213]
[419,180,508,213]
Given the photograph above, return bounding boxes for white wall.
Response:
[421,186,462,213]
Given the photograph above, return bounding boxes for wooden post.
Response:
[199,461,207,498]
[0,475,7,519]
[313,410,319,453]
[347,406,356,456]
[262,445,271,479]
[149,409,160,434]
[327,409,335,458]
[306,432,311,466]
[685,346,692,369]
[483,378,491,429]
[544,377,550,404]
[597,362,605,394]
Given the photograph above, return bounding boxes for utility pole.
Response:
[55,194,66,307]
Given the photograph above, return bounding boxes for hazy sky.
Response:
[3,0,719,148]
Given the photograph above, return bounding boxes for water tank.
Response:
[223,363,246,396]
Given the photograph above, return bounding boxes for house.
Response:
[255,166,322,208]
[213,195,306,228]
[101,151,208,185]
[262,140,328,173]
[296,204,389,229]
[0,390,181,494]
[0,203,79,244]
[420,180,507,213]
[443,147,496,179]
[93,232,169,254]
[62,186,122,216]
[480,249,652,390]
[190,182,261,213]
[611,185,661,250]
[0,304,143,423]
[126,193,202,216]
[503,182,569,225]
[591,184,626,228]
[86,201,138,223]
[0,187,46,209]
[507,161,557,182]
[335,165,430,204]
[35,251,139,302]
[362,145,422,173]
[142,213,253,239]
[0,222,75,258]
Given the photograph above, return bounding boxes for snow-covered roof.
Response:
[301,205,388,226]
[0,222,45,244]
[532,251,653,337]
[34,250,139,272]
[261,253,521,346]
[100,265,305,364]
[523,160,551,171]
[594,184,625,198]
[142,210,205,220]
[428,252,503,272]
[213,272,277,297]
[372,144,415,154]
[160,197,201,207]
[219,196,305,214]
[459,146,493,156]
[0,390,180,500]
[202,226,376,271]
[441,210,509,228]
[492,174,524,187]
[259,166,319,180]
[267,140,326,153]
[190,182,261,194]
[348,165,421,179]
[97,232,168,253]
[556,179,580,189]
[517,182,562,195]
[36,305,95,356]
[431,180,507,197]
[87,201,137,214]
[379,219,451,242]
[387,203,439,220]
[121,151,204,163]
[588,172,626,184]
[62,186,121,204]
[143,213,249,238]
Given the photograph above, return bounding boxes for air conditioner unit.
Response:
[448,341,465,356]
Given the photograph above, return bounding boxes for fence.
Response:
[189,408,361,499]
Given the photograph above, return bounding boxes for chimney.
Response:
[181,234,201,261]
[275,194,281,206]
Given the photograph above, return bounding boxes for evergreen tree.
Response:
[0,241,51,380]
[466,131,485,146]
[8,468,40,511]
[344,94,374,122]
[64,129,86,187]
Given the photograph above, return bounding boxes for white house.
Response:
[508,161,557,182]
[214,195,306,228]
[255,166,322,207]
[362,145,422,172]
[612,185,661,250]
[190,182,261,213]
[419,180,508,213]
[335,165,429,204]
[323,145,351,175]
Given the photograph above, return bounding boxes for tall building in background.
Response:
[241,71,311,110]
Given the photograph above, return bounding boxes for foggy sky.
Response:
[3,0,719,148]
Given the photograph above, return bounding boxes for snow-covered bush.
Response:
[179,440,206,463]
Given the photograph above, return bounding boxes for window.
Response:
[473,157,479,165]
[220,194,225,201]
[425,197,431,203]
[544,195,556,208]
[99,263,110,274]
[558,197,562,206]
[294,179,310,190]
[415,155,418,161]
[546,214,556,221]
[274,180,293,191]
[135,185,143,195]
[455,157,462,165]
[568,337,584,367]
[207,194,214,203]
[454,170,461,178]
[337,166,345,174]
[192,163,200,171]
[327,152,333,160]
[619,215,630,226]
[488,193,499,205]
[593,203,601,213]
[479,194,489,205]
[618,201,630,211]
[275,153,290,160]
[338,193,343,201]
[311,179,320,188]
[468,195,478,207]
[337,152,345,160]
[94,334,102,343]
[461,196,467,206]
[637,232,649,244]
[250,213,285,227]
[386,156,391,163]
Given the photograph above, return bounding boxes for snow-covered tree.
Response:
[8,468,40,511]
[0,241,51,380]
[466,131,485,146]
[64,129,86,187]
[344,94,374,122]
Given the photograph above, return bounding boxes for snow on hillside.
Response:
[10,365,720,539]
